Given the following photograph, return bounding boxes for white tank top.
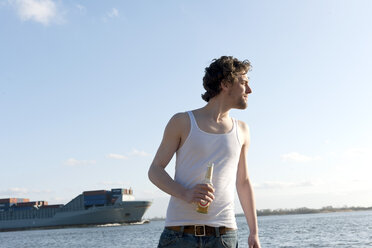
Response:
[165,111,242,228]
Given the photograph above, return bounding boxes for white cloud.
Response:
[65,158,96,166]
[107,8,119,18]
[10,0,61,26]
[129,149,151,157]
[106,153,128,160]
[102,7,119,22]
[281,152,321,162]
[75,4,85,12]
[106,149,151,160]
[254,181,315,190]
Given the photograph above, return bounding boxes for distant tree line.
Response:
[149,206,372,221]
[238,206,372,217]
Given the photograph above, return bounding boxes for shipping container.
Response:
[84,195,106,199]
[16,201,39,207]
[0,198,29,204]
[111,189,123,198]
[84,199,107,206]
[111,188,123,193]
[84,199,107,204]
[40,204,64,209]
[83,197,108,204]
[106,191,113,198]
[83,190,107,196]
[0,198,17,204]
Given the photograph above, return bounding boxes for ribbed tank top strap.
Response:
[187,111,197,131]
[233,118,242,146]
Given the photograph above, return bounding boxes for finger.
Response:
[194,192,214,202]
[199,184,215,193]
[195,184,214,192]
[203,195,214,203]
[194,188,214,198]
[206,190,215,198]
[206,184,215,192]
[193,193,214,203]
[201,185,216,195]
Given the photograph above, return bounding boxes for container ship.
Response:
[0,188,151,231]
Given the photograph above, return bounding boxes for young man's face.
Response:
[227,73,252,109]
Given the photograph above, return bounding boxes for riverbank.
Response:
[241,206,372,217]
[149,206,372,221]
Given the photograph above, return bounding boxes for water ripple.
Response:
[0,211,371,247]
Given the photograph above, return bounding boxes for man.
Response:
[148,56,260,248]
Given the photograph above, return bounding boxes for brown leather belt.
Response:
[166,225,235,237]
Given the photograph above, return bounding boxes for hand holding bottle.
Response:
[184,183,215,204]
[196,162,214,214]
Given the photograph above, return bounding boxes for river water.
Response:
[0,211,371,247]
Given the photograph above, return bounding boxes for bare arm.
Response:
[236,121,260,247]
[148,113,214,204]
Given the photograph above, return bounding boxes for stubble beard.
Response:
[233,96,248,109]
[237,99,248,109]
[228,91,248,109]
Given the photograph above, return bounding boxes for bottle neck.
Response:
[205,163,213,183]
[204,178,212,184]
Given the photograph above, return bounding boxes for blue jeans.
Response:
[157,227,238,248]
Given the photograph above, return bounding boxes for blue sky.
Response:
[1,0,372,218]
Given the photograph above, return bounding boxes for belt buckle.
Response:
[194,225,206,237]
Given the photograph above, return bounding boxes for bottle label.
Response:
[198,200,210,208]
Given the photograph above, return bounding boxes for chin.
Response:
[236,103,248,109]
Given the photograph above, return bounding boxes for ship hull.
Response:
[0,201,151,231]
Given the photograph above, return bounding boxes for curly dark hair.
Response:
[201,56,251,102]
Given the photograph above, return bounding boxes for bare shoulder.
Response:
[168,112,189,128]
[237,120,250,133]
[162,112,191,151]
[165,112,190,136]
[170,112,189,123]
[236,120,251,147]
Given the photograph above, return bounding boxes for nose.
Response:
[246,85,252,94]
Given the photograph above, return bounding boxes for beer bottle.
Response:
[196,162,214,214]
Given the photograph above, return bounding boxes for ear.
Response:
[220,80,230,92]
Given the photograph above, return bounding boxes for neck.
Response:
[199,96,231,122]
